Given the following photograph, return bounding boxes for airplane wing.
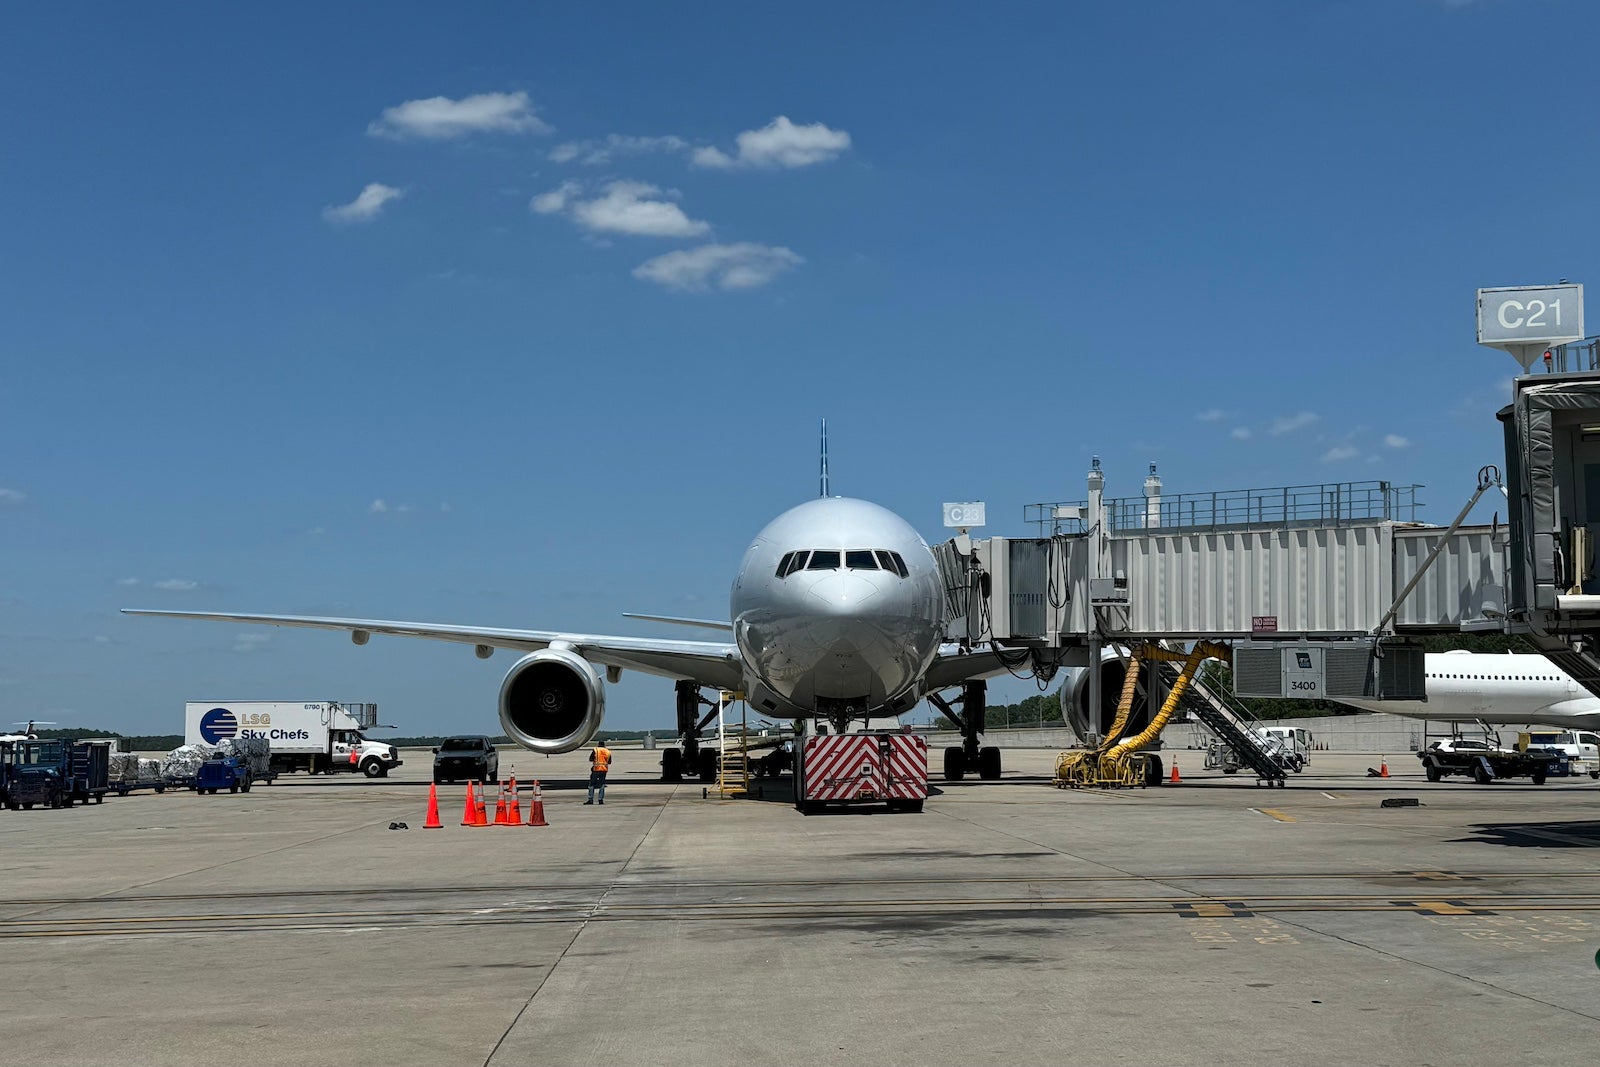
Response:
[621,613,734,632]
[921,645,1029,692]
[121,609,745,691]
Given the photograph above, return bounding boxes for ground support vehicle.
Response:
[1417,741,1564,785]
[2,739,115,809]
[109,773,166,796]
[106,750,167,795]
[4,740,68,809]
[185,701,401,778]
[1520,731,1600,779]
[65,741,112,805]
[793,733,927,814]
[432,737,499,784]
[193,756,253,795]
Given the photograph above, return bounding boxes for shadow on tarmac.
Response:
[1459,820,1600,848]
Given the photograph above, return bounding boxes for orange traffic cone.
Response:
[1380,757,1390,778]
[424,782,443,829]
[506,775,522,825]
[1169,760,1181,784]
[493,781,510,825]
[472,781,489,826]
[526,779,549,827]
[460,782,478,826]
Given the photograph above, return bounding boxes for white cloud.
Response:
[1321,446,1360,462]
[368,499,389,514]
[153,578,198,591]
[367,91,549,141]
[115,577,140,587]
[439,502,453,513]
[307,526,326,536]
[1230,427,1252,440]
[93,634,112,644]
[233,633,271,654]
[396,503,415,514]
[0,488,24,505]
[1269,412,1320,435]
[1195,409,1226,423]
[633,243,803,292]
[1384,433,1410,448]
[549,134,688,166]
[569,181,709,238]
[531,180,581,215]
[693,116,851,169]
[323,183,403,224]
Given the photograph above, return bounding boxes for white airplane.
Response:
[1334,650,1600,732]
[125,496,1012,782]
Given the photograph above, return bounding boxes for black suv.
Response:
[432,737,500,784]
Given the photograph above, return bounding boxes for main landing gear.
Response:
[661,680,719,783]
[928,680,1002,782]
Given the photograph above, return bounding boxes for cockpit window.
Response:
[775,552,795,577]
[845,550,879,570]
[806,550,841,571]
[779,551,808,577]
[887,551,909,578]
[874,550,897,573]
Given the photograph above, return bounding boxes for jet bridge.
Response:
[935,468,1502,782]
[1494,355,1600,697]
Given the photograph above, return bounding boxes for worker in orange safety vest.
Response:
[585,740,612,805]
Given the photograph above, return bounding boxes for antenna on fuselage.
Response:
[820,418,829,498]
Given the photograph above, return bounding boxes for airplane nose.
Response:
[806,573,881,615]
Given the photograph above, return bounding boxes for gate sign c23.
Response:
[942,502,986,529]
[1477,284,1584,347]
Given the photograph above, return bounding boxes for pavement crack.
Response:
[482,785,673,1067]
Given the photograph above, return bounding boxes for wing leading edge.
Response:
[121,609,744,692]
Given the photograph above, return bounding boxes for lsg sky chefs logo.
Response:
[198,708,299,744]
[198,707,239,744]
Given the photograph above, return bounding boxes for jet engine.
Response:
[497,648,606,754]
[1061,649,1155,743]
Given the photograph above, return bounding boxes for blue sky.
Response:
[3,1,1594,737]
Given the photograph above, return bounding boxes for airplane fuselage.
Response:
[730,497,946,720]
[1339,651,1600,732]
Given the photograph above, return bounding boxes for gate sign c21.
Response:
[1477,284,1584,347]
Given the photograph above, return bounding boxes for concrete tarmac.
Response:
[3,746,1599,1065]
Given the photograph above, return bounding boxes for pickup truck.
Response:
[1417,739,1563,785]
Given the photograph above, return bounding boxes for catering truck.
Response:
[184,701,402,778]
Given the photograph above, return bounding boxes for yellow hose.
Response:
[1109,641,1231,758]
[1100,647,1144,747]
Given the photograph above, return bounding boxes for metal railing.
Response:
[1548,336,1600,372]
[1027,480,1423,535]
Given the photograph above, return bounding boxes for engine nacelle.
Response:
[1062,649,1154,743]
[497,648,606,754]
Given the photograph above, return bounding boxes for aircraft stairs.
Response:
[714,692,751,798]
[1153,646,1286,786]
[1523,632,1600,702]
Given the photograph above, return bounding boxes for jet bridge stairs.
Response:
[1154,647,1287,787]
